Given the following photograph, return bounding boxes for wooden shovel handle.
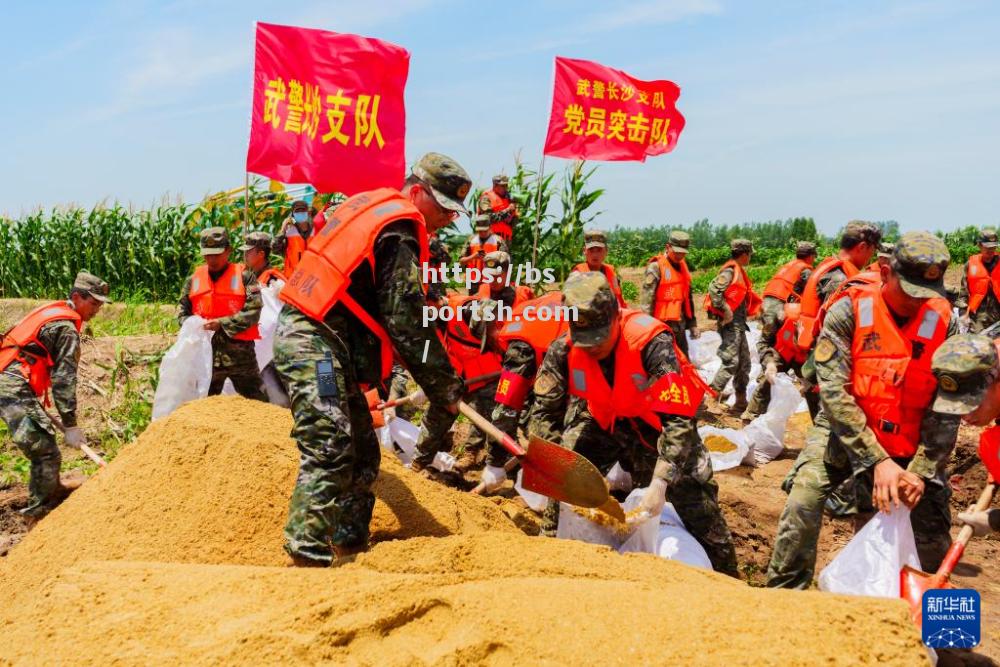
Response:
[458,401,526,457]
[80,444,107,468]
[956,482,996,547]
[470,451,522,495]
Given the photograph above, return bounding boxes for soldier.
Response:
[742,241,817,421]
[273,152,467,566]
[957,229,1000,334]
[641,230,699,358]
[929,334,1000,537]
[0,272,110,520]
[767,233,960,589]
[459,215,506,295]
[866,242,895,273]
[478,173,518,243]
[178,227,267,402]
[273,200,314,278]
[241,231,284,287]
[425,232,452,306]
[529,272,739,576]
[572,229,627,308]
[704,239,762,414]
[413,251,531,473]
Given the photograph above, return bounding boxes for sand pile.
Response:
[0,396,929,665]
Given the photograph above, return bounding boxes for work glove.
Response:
[721,306,734,326]
[383,406,396,422]
[689,326,701,340]
[958,508,995,538]
[636,477,668,520]
[409,388,428,408]
[63,427,86,449]
[765,362,778,384]
[480,464,508,493]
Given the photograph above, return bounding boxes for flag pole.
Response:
[243,172,250,239]
[533,154,546,267]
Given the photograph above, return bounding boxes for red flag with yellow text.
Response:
[246,23,409,194]
[543,57,685,161]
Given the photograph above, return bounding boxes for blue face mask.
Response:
[292,211,309,223]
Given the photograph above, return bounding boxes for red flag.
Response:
[246,23,409,195]
[543,57,685,162]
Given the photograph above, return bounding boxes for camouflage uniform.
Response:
[530,272,738,576]
[478,175,518,238]
[462,216,508,294]
[0,272,110,517]
[641,231,697,358]
[745,242,816,419]
[767,233,960,589]
[708,240,754,403]
[274,153,467,564]
[271,200,313,259]
[425,234,452,305]
[178,228,267,402]
[956,229,1000,334]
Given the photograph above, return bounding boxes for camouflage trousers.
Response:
[488,340,538,467]
[666,320,689,359]
[541,415,739,577]
[412,381,493,467]
[0,374,62,517]
[208,338,267,402]
[767,425,952,589]
[388,364,417,422]
[272,309,382,563]
[968,307,999,334]
[744,360,820,419]
[710,321,750,395]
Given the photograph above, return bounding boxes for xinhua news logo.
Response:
[922,589,980,649]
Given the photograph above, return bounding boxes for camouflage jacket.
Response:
[957,258,1000,326]
[707,267,748,324]
[177,265,263,343]
[640,258,697,329]
[3,317,81,427]
[478,190,518,225]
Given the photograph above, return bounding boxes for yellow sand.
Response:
[0,396,928,665]
[704,434,738,453]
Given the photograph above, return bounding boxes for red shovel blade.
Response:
[521,435,611,510]
[900,565,952,626]
[979,426,1000,482]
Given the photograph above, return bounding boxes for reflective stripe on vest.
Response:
[189,263,259,341]
[650,255,692,322]
[279,189,429,382]
[845,277,951,458]
[0,301,82,401]
[966,254,1000,313]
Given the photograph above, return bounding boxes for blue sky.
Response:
[2,0,999,235]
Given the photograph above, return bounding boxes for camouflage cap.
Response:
[668,230,691,253]
[411,152,471,214]
[584,229,608,249]
[73,271,111,303]
[731,238,753,255]
[492,174,509,185]
[795,241,817,257]
[563,271,619,348]
[240,231,272,252]
[979,228,999,249]
[890,231,949,299]
[474,213,491,230]
[877,242,895,258]
[931,334,998,415]
[290,199,309,212]
[841,221,883,246]
[199,227,231,256]
[483,250,511,270]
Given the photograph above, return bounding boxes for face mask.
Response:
[292,211,308,223]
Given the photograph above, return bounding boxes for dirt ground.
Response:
[1,274,997,663]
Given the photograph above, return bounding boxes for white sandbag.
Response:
[515,469,549,511]
[746,373,801,465]
[390,417,419,466]
[699,425,751,471]
[687,331,721,368]
[656,503,713,570]
[818,506,920,597]
[697,357,722,386]
[221,378,236,395]
[376,425,392,451]
[557,488,658,554]
[255,281,284,370]
[152,316,214,420]
[606,462,633,492]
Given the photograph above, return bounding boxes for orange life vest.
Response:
[567,310,711,428]
[0,302,82,403]
[793,256,860,350]
[980,423,1000,483]
[280,188,429,381]
[763,259,812,302]
[836,276,951,458]
[439,294,502,391]
[703,260,762,318]
[467,234,501,274]
[572,263,627,308]
[189,263,260,341]
[493,291,570,410]
[649,255,693,322]
[966,254,1000,313]
[482,189,515,241]
[282,232,308,279]
[257,268,284,287]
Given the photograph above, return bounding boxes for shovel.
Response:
[900,428,1000,625]
[377,371,502,411]
[44,409,107,468]
[458,401,625,522]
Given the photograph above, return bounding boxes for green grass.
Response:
[88,301,178,337]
